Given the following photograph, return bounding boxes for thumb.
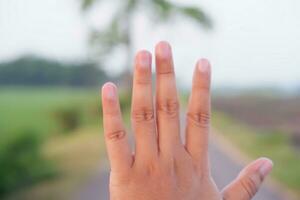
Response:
[222,157,273,200]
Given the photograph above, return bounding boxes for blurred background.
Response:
[0,0,299,199]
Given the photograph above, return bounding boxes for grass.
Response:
[5,127,104,200]
[0,87,132,198]
[0,87,100,137]
[212,111,300,196]
[0,87,102,197]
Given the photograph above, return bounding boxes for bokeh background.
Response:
[0,0,299,199]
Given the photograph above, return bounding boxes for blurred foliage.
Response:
[119,91,132,113]
[80,0,212,70]
[213,94,300,194]
[0,56,109,87]
[0,88,98,135]
[0,88,100,196]
[213,95,300,148]
[213,111,300,195]
[0,129,54,197]
[53,106,82,133]
[81,0,95,10]
[0,87,132,197]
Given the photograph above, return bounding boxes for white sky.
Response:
[0,0,300,88]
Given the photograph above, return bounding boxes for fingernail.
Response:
[198,59,210,73]
[157,41,171,58]
[259,158,273,177]
[102,82,116,100]
[138,51,151,68]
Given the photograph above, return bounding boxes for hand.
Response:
[101,41,273,200]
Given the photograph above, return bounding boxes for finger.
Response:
[131,51,158,163]
[102,82,132,173]
[222,157,273,200]
[155,41,181,153]
[185,59,211,169]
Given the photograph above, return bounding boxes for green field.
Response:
[0,87,103,198]
[0,87,100,135]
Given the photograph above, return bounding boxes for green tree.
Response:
[81,0,212,82]
[0,56,109,87]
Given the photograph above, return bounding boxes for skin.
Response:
[101,41,273,200]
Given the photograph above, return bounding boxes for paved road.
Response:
[72,141,287,200]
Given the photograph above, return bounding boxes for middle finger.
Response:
[155,41,181,154]
[131,50,158,164]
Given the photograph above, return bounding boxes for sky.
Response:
[0,0,300,89]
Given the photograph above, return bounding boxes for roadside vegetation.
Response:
[0,88,99,198]
[212,94,300,197]
[5,128,105,200]
[0,56,108,87]
[0,86,132,199]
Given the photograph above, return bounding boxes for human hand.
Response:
[101,41,273,200]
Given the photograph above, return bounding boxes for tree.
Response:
[0,56,109,87]
[81,0,213,85]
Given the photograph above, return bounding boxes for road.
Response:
[71,141,287,200]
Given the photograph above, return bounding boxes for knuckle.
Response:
[109,171,130,186]
[135,77,151,85]
[187,112,210,128]
[105,130,126,141]
[157,99,179,118]
[132,108,155,122]
[145,161,160,176]
[196,84,210,91]
[104,109,120,117]
[240,175,259,198]
[157,68,174,75]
